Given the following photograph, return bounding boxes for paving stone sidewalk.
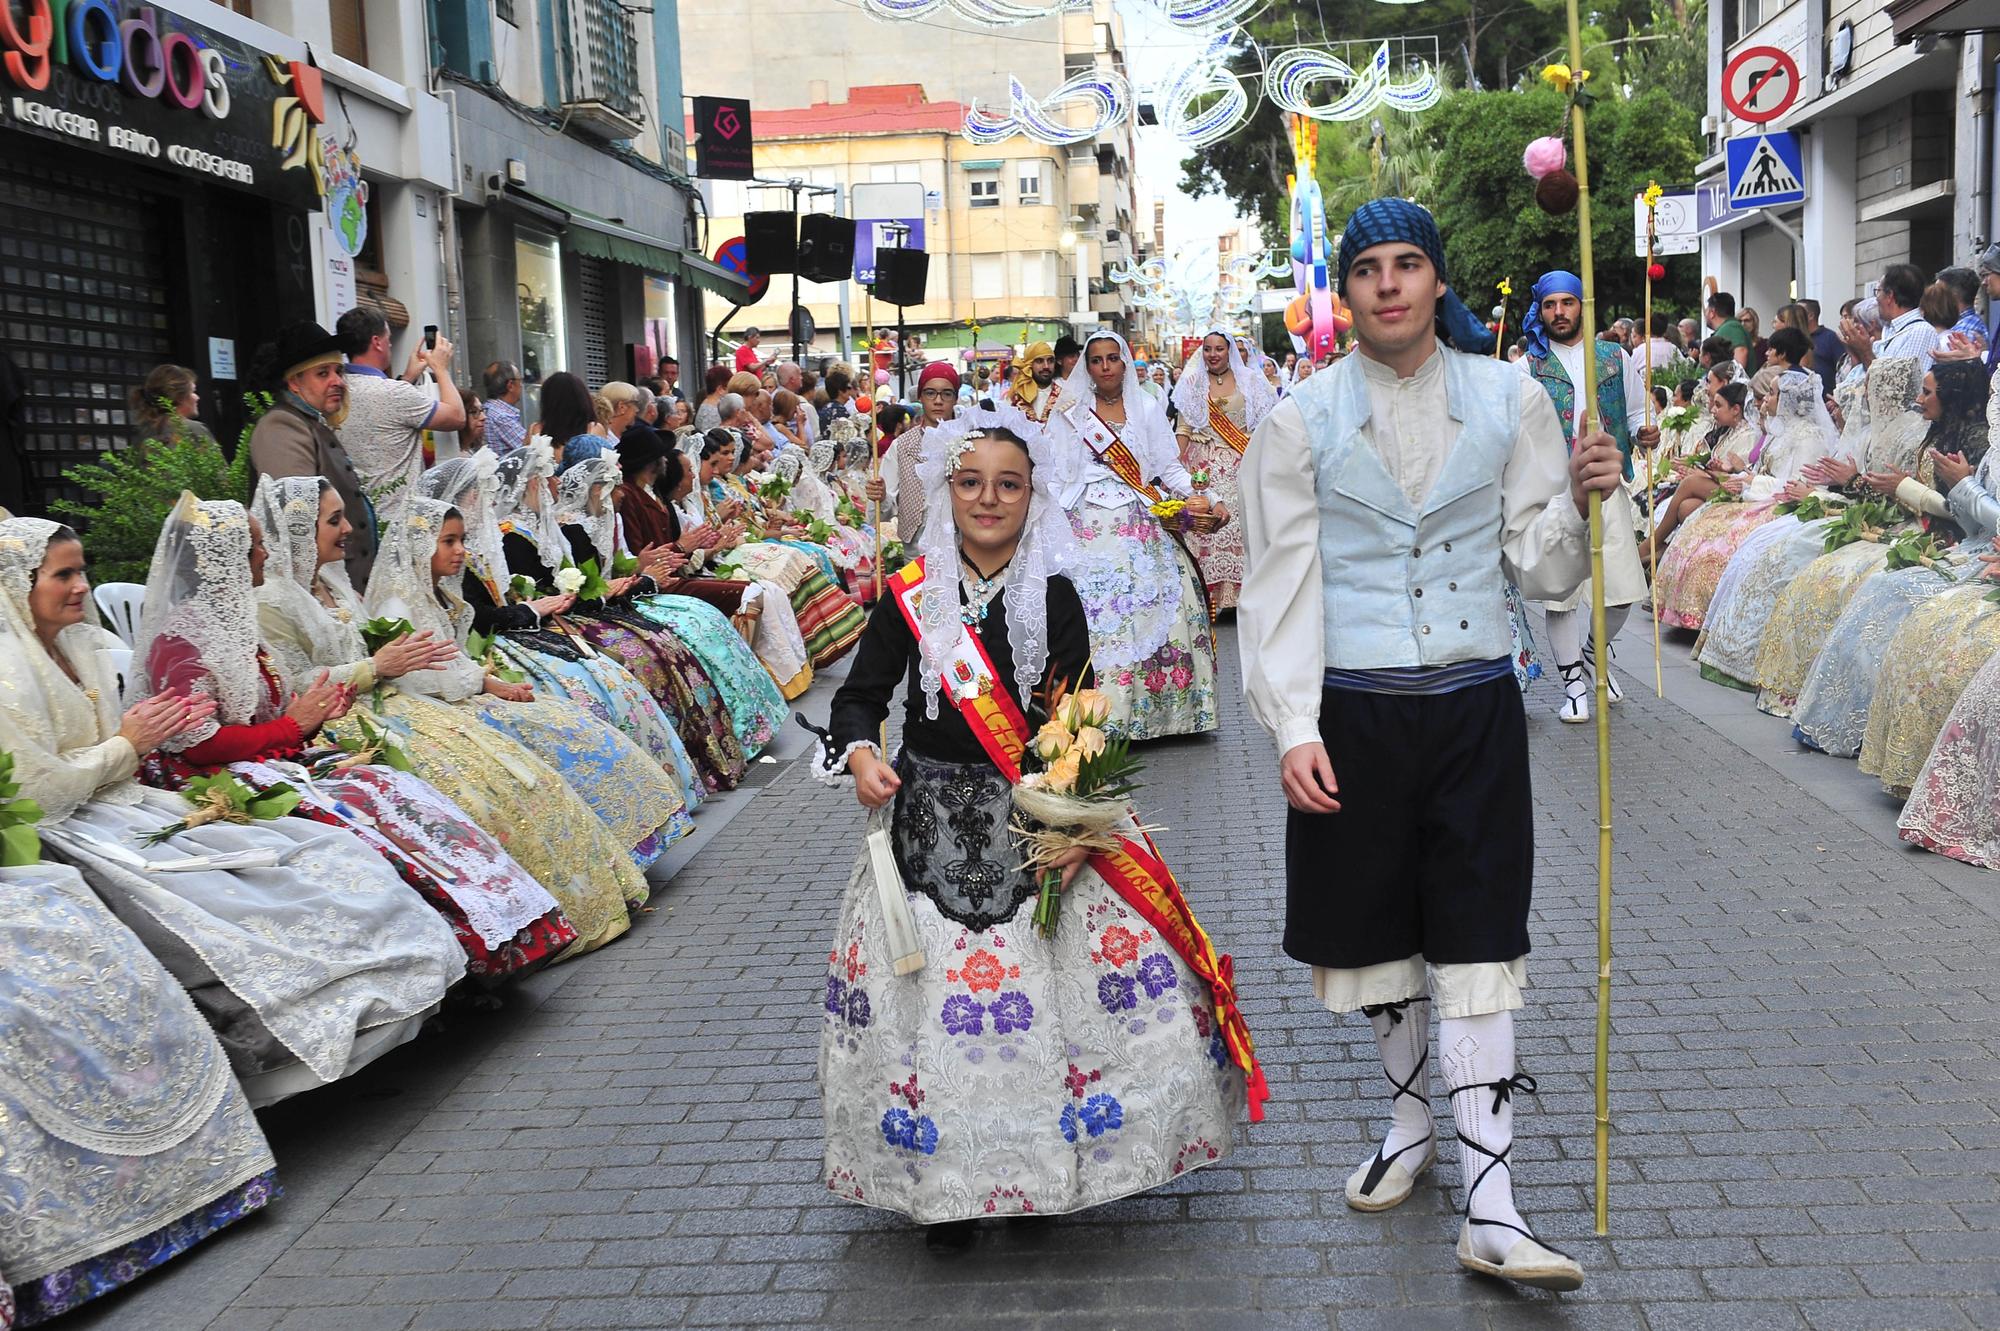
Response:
[72,624,2000,1331]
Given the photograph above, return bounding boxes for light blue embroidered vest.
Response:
[1291,350,1521,670]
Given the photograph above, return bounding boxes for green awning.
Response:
[682,250,755,304]
[562,207,685,278]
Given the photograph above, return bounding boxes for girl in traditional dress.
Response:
[0,516,462,1105]
[258,476,654,960]
[1048,331,1220,740]
[1786,361,1994,752]
[0,856,276,1321]
[1171,327,1275,614]
[1752,356,1932,715]
[813,410,1251,1247]
[1898,547,2000,866]
[420,454,706,810]
[145,486,577,984]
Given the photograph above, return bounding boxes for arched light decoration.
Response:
[864,0,1086,24]
[1160,0,1261,28]
[1266,39,1441,122]
[963,70,1133,145]
[1159,31,1255,150]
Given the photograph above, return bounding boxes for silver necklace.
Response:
[959,554,1010,627]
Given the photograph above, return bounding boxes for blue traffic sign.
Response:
[1725,131,1806,209]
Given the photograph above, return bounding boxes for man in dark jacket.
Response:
[248,322,376,588]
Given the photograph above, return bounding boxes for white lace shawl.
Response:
[495,439,565,577]
[1865,357,1928,474]
[911,405,1079,719]
[250,475,371,682]
[422,453,508,594]
[363,497,488,702]
[130,496,265,748]
[555,455,622,566]
[1171,324,1276,429]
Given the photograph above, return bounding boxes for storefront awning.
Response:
[682,251,755,304]
[1887,0,2000,41]
[563,208,685,279]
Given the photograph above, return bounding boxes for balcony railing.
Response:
[558,0,644,135]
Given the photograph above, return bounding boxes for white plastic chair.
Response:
[93,582,145,646]
[101,644,133,698]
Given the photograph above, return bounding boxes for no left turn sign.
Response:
[1723,45,1800,124]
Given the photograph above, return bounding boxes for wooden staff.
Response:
[1643,185,1663,698]
[1560,0,1617,1238]
[1494,278,1513,360]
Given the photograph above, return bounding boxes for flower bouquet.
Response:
[554,558,612,603]
[509,573,539,602]
[1821,499,1900,553]
[1011,684,1154,939]
[142,773,299,845]
[0,751,44,866]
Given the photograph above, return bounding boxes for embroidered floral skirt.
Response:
[1653,500,1781,630]
[1857,585,2000,794]
[1753,540,1897,717]
[820,754,1242,1224]
[1184,434,1246,613]
[1067,499,1217,741]
[629,594,787,756]
[559,610,748,794]
[1900,646,2000,868]
[1788,563,1956,756]
[1692,515,1830,687]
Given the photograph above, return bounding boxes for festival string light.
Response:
[962,70,1133,145]
[1265,39,1441,122]
[1158,31,1257,150]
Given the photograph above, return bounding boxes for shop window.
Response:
[516,230,567,404]
[332,0,367,65]
[970,174,1000,208]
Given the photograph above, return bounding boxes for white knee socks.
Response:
[1362,997,1434,1165]
[1544,604,1627,666]
[1440,1009,1535,1263]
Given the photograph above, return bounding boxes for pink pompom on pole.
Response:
[1523,136,1567,180]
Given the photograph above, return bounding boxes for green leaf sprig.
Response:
[1883,530,1949,572]
[467,629,527,684]
[0,751,45,866]
[611,549,640,578]
[1821,500,1900,553]
[359,616,415,655]
[143,774,299,845]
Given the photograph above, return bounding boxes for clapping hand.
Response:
[1862,469,1910,497]
[483,676,534,702]
[283,672,348,737]
[528,593,576,619]
[373,628,458,679]
[1803,457,1858,487]
[1931,449,1974,490]
[116,690,218,754]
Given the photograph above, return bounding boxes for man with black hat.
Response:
[249,321,376,588]
[1053,335,1083,383]
[1239,197,1623,1292]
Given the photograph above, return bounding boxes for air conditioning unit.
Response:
[563,98,645,142]
[664,127,688,175]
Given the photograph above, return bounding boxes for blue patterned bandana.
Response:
[1524,270,1584,361]
[1336,198,1494,355]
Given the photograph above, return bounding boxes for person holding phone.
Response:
[334,308,465,531]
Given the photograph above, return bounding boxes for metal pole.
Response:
[836,183,853,367]
[790,180,803,365]
[1643,188,1663,699]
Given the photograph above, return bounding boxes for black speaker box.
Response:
[743,211,796,274]
[797,213,857,282]
[871,247,929,306]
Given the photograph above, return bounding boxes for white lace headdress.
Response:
[250,474,367,669]
[422,453,507,592]
[1171,324,1276,429]
[128,494,267,749]
[911,404,1079,719]
[555,453,622,565]
[0,518,125,795]
[494,437,563,576]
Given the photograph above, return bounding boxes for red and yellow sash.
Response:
[1079,411,1163,503]
[887,558,1269,1121]
[1207,398,1250,456]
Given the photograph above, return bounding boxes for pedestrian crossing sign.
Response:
[1725,131,1806,209]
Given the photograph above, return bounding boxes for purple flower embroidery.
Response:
[940,993,986,1036]
[1137,953,1178,999]
[1059,1103,1081,1144]
[1098,973,1138,1014]
[913,1116,940,1155]
[989,990,1034,1034]
[843,986,872,1029]
[1079,1093,1124,1138]
[824,975,846,1018]
[881,1107,916,1149]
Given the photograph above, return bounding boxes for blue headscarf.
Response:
[1522,270,1584,361]
[1335,198,1494,355]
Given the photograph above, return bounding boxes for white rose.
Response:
[554,567,585,595]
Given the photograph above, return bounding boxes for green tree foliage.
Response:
[52,394,266,584]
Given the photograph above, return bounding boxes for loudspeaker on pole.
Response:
[870,248,929,306]
[797,214,858,282]
[743,211,797,274]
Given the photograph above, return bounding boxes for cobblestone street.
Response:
[70,622,2000,1331]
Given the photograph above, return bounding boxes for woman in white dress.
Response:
[1172,327,1276,615]
[1047,331,1221,740]
[0,514,462,1106]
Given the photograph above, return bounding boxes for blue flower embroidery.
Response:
[940,993,986,1036]
[989,991,1034,1034]
[1097,973,1138,1014]
[843,986,872,1029]
[824,976,846,1018]
[1209,1030,1228,1069]
[1137,953,1178,999]
[1079,1093,1124,1138]
[881,1107,939,1154]
[1059,1103,1081,1143]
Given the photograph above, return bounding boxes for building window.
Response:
[1063,52,1093,78]
[971,254,1006,300]
[331,0,367,64]
[871,162,921,183]
[559,0,642,118]
[496,0,518,23]
[1020,252,1055,299]
[970,174,1000,208]
[516,229,567,411]
[1017,161,1042,204]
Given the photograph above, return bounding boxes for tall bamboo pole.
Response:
[1560,0,1616,1238]
[1643,188,1663,698]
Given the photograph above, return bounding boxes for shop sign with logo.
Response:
[0,0,324,210]
[322,133,367,256]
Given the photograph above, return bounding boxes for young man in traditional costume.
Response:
[1518,270,1653,722]
[1007,342,1064,423]
[1240,199,1623,1292]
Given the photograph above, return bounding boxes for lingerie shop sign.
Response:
[0,0,322,211]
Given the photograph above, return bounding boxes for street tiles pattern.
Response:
[71,626,2000,1330]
